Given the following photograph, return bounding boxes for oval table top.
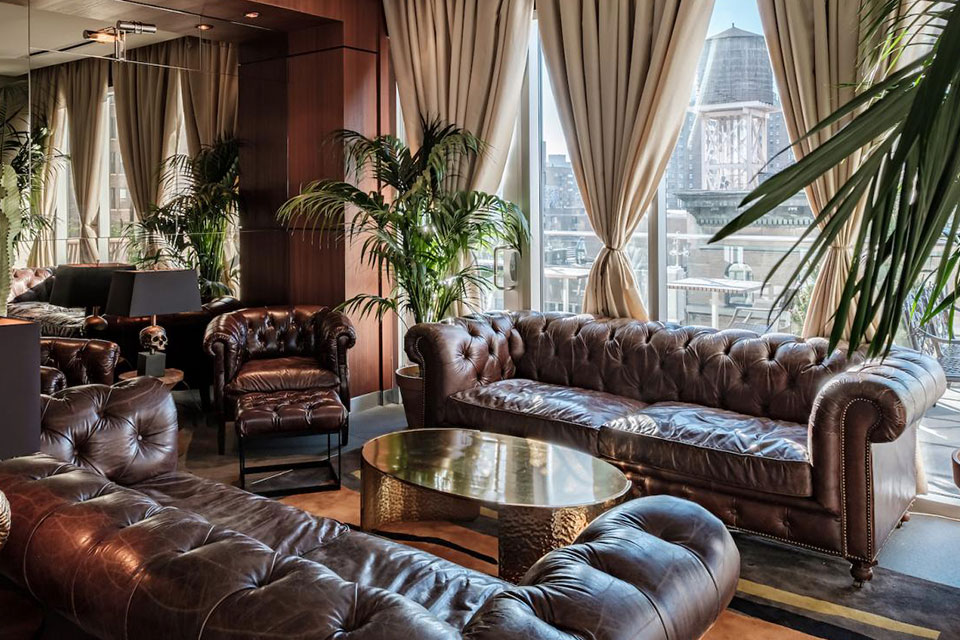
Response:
[361,428,630,509]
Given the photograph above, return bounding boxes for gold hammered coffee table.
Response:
[360,428,630,583]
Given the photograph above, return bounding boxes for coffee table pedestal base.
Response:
[497,501,618,583]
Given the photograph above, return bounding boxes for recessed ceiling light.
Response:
[244,11,260,19]
[197,23,213,31]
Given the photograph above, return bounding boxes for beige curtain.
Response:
[62,58,108,263]
[385,0,534,194]
[113,43,181,221]
[538,0,713,319]
[27,66,65,267]
[758,0,870,339]
[178,38,238,155]
[384,0,535,316]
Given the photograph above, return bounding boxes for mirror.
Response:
[20,0,258,302]
[0,1,31,270]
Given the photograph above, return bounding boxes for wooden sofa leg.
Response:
[850,560,876,587]
[218,416,226,456]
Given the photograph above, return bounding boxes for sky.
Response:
[540,0,766,157]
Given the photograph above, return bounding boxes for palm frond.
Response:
[709,0,960,357]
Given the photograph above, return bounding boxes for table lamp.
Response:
[105,269,202,376]
[49,263,134,332]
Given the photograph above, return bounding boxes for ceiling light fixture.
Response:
[197,23,214,31]
[244,11,260,19]
[82,20,157,61]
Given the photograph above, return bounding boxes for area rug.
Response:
[276,449,959,640]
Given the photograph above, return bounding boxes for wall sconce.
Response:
[83,20,157,61]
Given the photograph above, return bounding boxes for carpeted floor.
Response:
[177,392,960,639]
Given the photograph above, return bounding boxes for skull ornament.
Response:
[140,325,168,353]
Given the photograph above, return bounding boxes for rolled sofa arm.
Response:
[808,347,945,556]
[463,495,739,640]
[40,366,67,395]
[39,377,178,485]
[811,347,945,446]
[404,315,518,427]
[313,308,357,405]
[204,312,250,411]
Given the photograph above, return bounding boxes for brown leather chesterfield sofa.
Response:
[205,306,357,450]
[39,337,120,394]
[405,311,947,584]
[0,378,739,639]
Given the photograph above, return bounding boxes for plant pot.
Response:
[396,365,424,428]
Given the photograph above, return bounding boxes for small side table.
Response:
[119,368,185,391]
[0,490,10,551]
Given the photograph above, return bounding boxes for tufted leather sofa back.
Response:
[40,338,120,389]
[8,267,54,303]
[462,312,862,424]
[233,306,325,361]
[39,377,178,484]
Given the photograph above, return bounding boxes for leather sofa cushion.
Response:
[304,529,507,631]
[445,379,647,454]
[132,471,349,557]
[236,389,347,437]
[226,356,339,394]
[600,402,812,498]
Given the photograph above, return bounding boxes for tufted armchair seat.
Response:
[39,337,120,394]
[405,311,947,583]
[0,378,739,639]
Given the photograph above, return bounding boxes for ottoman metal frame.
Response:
[238,423,343,497]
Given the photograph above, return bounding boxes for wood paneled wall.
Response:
[239,0,396,399]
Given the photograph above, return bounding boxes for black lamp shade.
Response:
[49,263,134,309]
[105,269,202,317]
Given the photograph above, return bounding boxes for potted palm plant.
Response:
[125,138,240,301]
[277,120,528,426]
[711,0,960,357]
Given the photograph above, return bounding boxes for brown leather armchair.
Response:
[0,378,739,639]
[204,306,357,452]
[39,337,120,394]
[406,311,947,584]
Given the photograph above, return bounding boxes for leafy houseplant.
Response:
[277,120,528,425]
[711,0,960,357]
[126,138,240,302]
[1,86,58,263]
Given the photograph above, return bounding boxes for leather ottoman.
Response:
[235,388,346,495]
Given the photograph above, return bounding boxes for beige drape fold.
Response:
[62,58,108,263]
[538,0,713,319]
[385,0,534,194]
[113,43,181,221]
[177,38,238,155]
[758,0,868,339]
[28,66,65,267]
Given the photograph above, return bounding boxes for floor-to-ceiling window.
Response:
[662,3,811,332]
[533,1,808,330]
